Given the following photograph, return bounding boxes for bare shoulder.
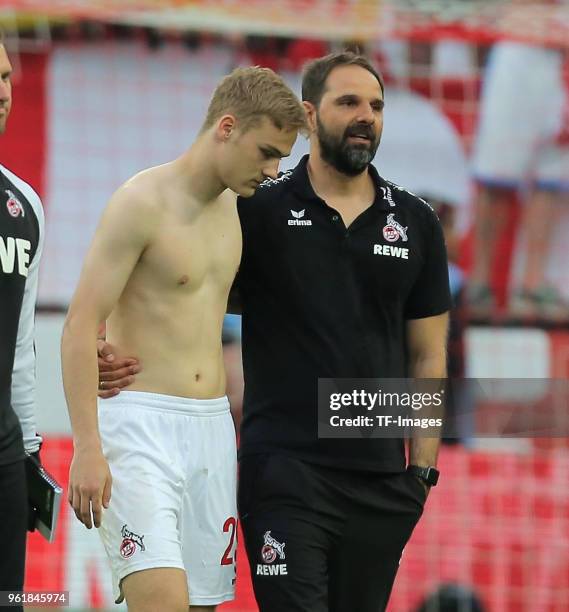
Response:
[116,164,168,208]
[104,164,171,227]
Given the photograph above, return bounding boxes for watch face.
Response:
[408,465,439,486]
[425,467,439,486]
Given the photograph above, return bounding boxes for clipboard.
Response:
[25,452,63,542]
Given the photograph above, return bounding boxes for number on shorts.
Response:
[221,517,237,565]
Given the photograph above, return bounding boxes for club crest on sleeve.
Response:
[6,190,24,218]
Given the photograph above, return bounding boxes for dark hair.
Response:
[301,51,384,107]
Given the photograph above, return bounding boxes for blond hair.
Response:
[203,66,306,133]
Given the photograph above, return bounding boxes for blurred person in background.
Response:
[0,38,44,609]
[97,51,450,612]
[418,196,475,445]
[469,40,569,322]
[414,582,486,612]
[62,67,304,612]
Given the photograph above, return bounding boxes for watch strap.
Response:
[407,464,439,487]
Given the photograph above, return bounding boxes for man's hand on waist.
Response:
[97,339,140,398]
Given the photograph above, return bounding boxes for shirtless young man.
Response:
[61,67,305,612]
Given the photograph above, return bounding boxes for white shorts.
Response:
[472,42,569,190]
[97,391,237,606]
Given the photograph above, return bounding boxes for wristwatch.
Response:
[407,464,440,487]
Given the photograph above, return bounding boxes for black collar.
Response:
[290,154,394,212]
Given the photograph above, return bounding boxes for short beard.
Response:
[316,115,380,177]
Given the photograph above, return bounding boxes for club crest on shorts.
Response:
[257,531,288,576]
[382,213,408,243]
[119,524,146,559]
[6,190,24,218]
[261,531,285,564]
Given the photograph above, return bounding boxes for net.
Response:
[2,0,569,47]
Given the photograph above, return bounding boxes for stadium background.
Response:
[1,1,569,610]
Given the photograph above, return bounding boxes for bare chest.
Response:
[135,210,242,292]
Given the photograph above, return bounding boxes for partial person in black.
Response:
[96,52,450,612]
[0,40,44,609]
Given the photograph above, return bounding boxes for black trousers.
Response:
[238,454,426,612]
[0,459,27,612]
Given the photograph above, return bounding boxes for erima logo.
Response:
[288,209,312,226]
[380,185,396,207]
[0,237,31,276]
[388,181,434,211]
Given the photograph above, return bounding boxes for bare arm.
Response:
[61,183,154,527]
[406,312,448,472]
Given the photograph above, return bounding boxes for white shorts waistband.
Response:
[100,390,230,416]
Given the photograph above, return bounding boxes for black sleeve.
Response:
[236,193,266,288]
[237,194,265,242]
[227,275,242,314]
[404,207,451,319]
[228,196,250,314]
